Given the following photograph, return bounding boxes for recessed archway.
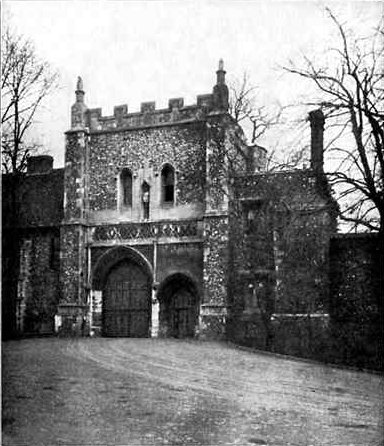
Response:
[157,273,199,338]
[91,246,153,337]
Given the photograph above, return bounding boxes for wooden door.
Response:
[170,289,196,338]
[103,260,150,337]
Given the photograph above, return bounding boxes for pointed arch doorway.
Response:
[92,247,153,337]
[157,274,199,338]
[103,259,151,337]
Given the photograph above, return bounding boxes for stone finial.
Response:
[76,76,84,92]
[71,76,87,129]
[216,59,226,85]
[213,59,229,111]
[75,76,85,105]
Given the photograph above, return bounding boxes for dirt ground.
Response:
[2,338,383,446]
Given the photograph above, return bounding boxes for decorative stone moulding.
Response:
[93,220,200,242]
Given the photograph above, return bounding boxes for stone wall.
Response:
[57,128,90,335]
[57,224,88,336]
[228,170,337,358]
[88,123,206,221]
[204,115,248,213]
[201,215,229,339]
[156,242,203,290]
[2,168,64,338]
[3,169,64,228]
[329,233,382,370]
[64,130,89,222]
[1,227,61,336]
[59,226,83,303]
[17,229,61,335]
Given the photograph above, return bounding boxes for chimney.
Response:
[213,59,229,111]
[309,109,324,173]
[27,155,53,174]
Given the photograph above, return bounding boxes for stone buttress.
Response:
[57,77,90,335]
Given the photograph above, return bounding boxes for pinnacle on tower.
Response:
[216,59,226,85]
[213,59,229,111]
[75,76,85,103]
[71,75,87,129]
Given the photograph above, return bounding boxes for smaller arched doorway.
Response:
[157,274,199,338]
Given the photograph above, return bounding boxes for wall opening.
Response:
[157,273,199,338]
[91,246,154,337]
[120,168,133,207]
[102,258,151,337]
[161,164,175,204]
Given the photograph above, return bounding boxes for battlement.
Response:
[83,93,216,132]
[70,61,230,132]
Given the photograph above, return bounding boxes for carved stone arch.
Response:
[159,161,177,172]
[92,246,153,291]
[157,272,199,338]
[91,246,154,337]
[157,271,199,296]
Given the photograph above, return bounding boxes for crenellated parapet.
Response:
[83,94,217,132]
[69,60,230,132]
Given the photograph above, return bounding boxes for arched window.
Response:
[161,164,175,204]
[121,168,132,207]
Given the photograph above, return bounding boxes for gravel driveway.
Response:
[2,338,383,445]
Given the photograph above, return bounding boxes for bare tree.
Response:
[2,26,58,338]
[229,72,282,145]
[228,73,310,174]
[284,8,384,233]
[1,26,58,174]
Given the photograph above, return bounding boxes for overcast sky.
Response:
[4,0,381,167]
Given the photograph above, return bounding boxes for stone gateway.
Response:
[4,61,379,368]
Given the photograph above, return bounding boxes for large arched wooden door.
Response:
[103,259,151,337]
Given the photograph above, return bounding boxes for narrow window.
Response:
[161,164,175,204]
[121,168,132,207]
[50,236,60,270]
